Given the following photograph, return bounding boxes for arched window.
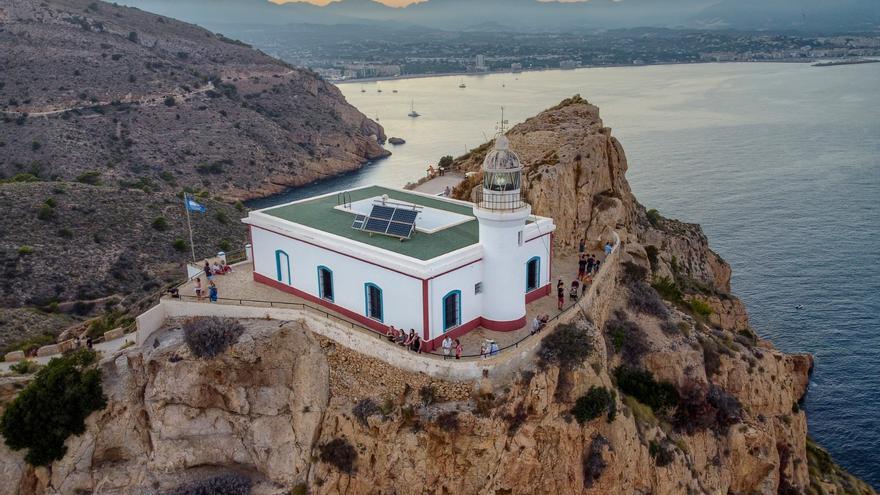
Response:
[526,256,540,292]
[364,283,383,322]
[317,266,334,302]
[275,250,291,285]
[442,290,462,331]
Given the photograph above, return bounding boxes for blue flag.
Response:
[185,195,206,214]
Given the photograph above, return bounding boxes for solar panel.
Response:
[387,221,414,238]
[351,215,366,229]
[371,205,395,220]
[391,209,418,224]
[364,217,391,233]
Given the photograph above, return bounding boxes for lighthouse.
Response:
[473,134,532,330]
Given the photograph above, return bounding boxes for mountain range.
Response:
[119,0,880,33]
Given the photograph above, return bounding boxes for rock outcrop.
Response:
[1,96,874,495]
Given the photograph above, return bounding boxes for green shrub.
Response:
[36,204,55,221]
[0,349,106,466]
[183,317,244,358]
[435,411,459,432]
[217,239,231,251]
[628,281,668,318]
[172,238,187,251]
[57,228,73,239]
[604,316,648,364]
[152,216,169,231]
[17,245,34,256]
[352,398,380,426]
[318,438,357,474]
[438,155,454,168]
[572,386,615,424]
[613,366,678,412]
[651,276,683,303]
[419,385,437,406]
[688,298,713,318]
[215,211,229,225]
[622,262,648,284]
[234,200,245,212]
[646,208,662,228]
[649,440,675,467]
[75,171,101,185]
[645,245,659,272]
[164,95,176,107]
[31,141,41,151]
[127,31,138,43]
[537,322,593,370]
[9,360,39,375]
[43,197,57,208]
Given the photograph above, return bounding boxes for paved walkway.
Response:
[412,172,465,196]
[1,333,137,373]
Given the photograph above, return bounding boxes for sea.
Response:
[248,62,880,486]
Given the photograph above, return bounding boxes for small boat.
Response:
[360,85,366,93]
[408,99,420,118]
[375,112,380,122]
[392,89,398,93]
[459,79,466,88]
[377,83,382,93]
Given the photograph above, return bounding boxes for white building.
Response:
[243,137,555,350]
[475,54,488,72]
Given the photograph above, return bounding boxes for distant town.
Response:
[240,27,880,80]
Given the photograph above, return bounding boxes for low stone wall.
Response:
[36,344,60,357]
[103,328,124,342]
[135,234,622,382]
[4,351,25,362]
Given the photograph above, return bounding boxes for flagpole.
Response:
[184,193,196,262]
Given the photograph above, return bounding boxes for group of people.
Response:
[192,259,234,302]
[531,313,550,335]
[555,239,614,310]
[193,276,218,302]
[479,339,500,359]
[204,260,233,279]
[385,326,465,359]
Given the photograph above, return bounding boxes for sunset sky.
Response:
[275,0,587,6]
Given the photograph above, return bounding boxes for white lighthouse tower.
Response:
[473,133,532,330]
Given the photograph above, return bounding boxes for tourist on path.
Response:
[557,278,565,310]
[208,281,218,303]
[578,238,586,254]
[489,340,500,357]
[593,259,601,274]
[194,277,203,301]
[604,242,614,256]
[454,339,462,360]
[578,255,587,277]
[586,255,595,274]
[442,335,453,359]
[386,325,398,342]
[204,260,214,281]
[569,280,579,301]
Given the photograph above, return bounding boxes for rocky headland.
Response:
[0,96,874,495]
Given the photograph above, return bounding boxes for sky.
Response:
[276,0,588,6]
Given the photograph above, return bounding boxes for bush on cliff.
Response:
[537,322,593,370]
[183,317,244,358]
[604,315,649,365]
[352,398,381,426]
[627,281,669,318]
[613,366,678,413]
[0,349,106,466]
[318,438,357,474]
[572,386,616,424]
[166,473,252,495]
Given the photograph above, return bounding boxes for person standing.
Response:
[578,254,587,278]
[454,339,462,360]
[557,278,565,310]
[204,260,214,281]
[208,281,218,303]
[442,335,453,359]
[194,277,203,301]
[604,242,614,256]
[586,255,595,274]
[578,238,586,254]
[593,259,601,274]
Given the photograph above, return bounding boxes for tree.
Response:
[0,350,106,466]
[438,155,454,169]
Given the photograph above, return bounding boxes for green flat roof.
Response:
[262,186,479,260]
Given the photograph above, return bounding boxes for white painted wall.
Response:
[251,227,424,332]
[474,207,532,323]
[522,232,553,291]
[427,261,484,340]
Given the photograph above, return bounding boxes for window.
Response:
[474,282,483,294]
[364,283,383,322]
[526,256,540,292]
[443,290,461,331]
[317,266,333,302]
[518,231,524,246]
[275,250,291,285]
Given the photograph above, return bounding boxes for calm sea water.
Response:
[250,63,880,486]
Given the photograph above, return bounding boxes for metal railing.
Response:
[473,189,528,212]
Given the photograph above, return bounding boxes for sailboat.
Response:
[360,85,366,93]
[408,100,420,118]
[459,79,466,88]
[377,82,382,93]
[375,112,380,122]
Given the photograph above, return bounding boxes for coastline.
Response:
[333,59,815,85]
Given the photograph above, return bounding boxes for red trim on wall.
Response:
[525,284,551,304]
[421,279,430,341]
[525,231,551,244]
[254,272,390,336]
[481,315,527,332]
[423,316,482,352]
[427,257,482,281]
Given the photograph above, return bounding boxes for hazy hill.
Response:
[0,0,388,201]
[117,0,879,33]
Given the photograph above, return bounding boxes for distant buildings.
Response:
[511,63,522,73]
[559,59,580,70]
[475,54,488,72]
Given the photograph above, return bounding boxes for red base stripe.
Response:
[525,284,551,303]
[254,272,389,335]
[480,315,528,332]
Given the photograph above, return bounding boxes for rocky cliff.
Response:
[1,97,875,495]
[0,0,388,201]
